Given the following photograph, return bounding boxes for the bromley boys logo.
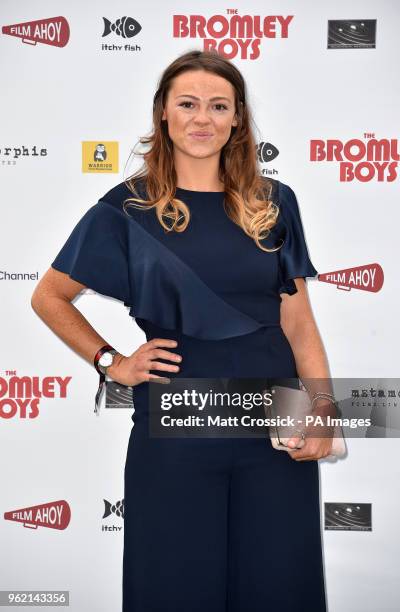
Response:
[173,10,293,60]
[4,500,71,530]
[310,133,399,182]
[0,373,72,419]
[2,16,70,47]
[319,264,384,292]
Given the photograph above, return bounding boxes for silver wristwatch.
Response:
[97,349,118,375]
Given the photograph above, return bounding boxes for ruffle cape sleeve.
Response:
[275,181,319,296]
[51,200,133,306]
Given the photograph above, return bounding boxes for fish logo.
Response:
[102,16,141,39]
[103,498,124,520]
[256,141,279,163]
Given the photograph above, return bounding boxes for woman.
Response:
[31,50,335,611]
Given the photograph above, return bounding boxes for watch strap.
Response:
[93,344,115,416]
[93,344,115,375]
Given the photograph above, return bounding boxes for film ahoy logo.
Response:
[2,16,70,47]
[318,264,384,292]
[4,501,71,530]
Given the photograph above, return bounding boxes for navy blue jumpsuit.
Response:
[51,177,327,612]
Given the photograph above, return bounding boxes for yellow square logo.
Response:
[82,141,119,173]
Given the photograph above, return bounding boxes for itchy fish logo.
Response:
[101,16,142,52]
[319,264,384,293]
[173,10,293,60]
[4,500,71,530]
[102,498,124,533]
[1,16,70,47]
[256,141,279,175]
[0,373,72,419]
[102,16,141,38]
[103,499,124,519]
[310,133,399,182]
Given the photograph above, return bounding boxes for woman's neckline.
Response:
[176,186,225,195]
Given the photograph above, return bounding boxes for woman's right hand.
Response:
[106,338,182,387]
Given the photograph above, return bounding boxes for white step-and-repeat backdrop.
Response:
[1,1,399,611]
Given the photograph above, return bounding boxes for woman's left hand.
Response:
[285,402,336,461]
[286,433,334,461]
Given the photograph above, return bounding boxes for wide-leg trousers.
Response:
[123,419,327,611]
[122,324,327,611]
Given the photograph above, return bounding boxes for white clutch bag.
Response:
[264,383,347,458]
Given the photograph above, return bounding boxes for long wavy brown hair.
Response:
[123,49,281,253]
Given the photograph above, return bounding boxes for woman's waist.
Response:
[132,319,296,380]
[136,317,284,347]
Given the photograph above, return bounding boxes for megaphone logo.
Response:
[319,263,384,292]
[2,16,70,47]
[4,500,71,529]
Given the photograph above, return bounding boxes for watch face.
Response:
[99,352,114,367]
